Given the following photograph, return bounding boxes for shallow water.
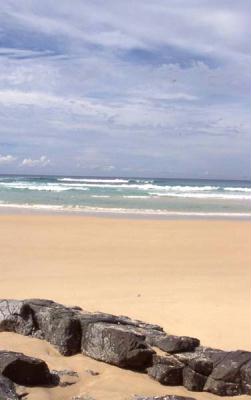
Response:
[0,175,250,218]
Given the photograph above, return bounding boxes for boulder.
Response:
[174,347,227,372]
[26,299,82,356]
[0,350,53,386]
[1,298,251,397]
[81,322,154,370]
[175,347,251,396]
[0,299,34,336]
[203,350,251,396]
[188,356,213,376]
[147,355,184,385]
[0,374,19,400]
[241,360,251,395]
[79,310,164,341]
[210,350,250,383]
[152,335,200,354]
[183,366,207,391]
[0,299,82,356]
[204,377,241,396]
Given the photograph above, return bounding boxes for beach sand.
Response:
[0,215,250,400]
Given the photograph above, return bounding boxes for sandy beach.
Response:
[0,215,250,400]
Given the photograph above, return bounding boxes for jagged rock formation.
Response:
[0,298,250,397]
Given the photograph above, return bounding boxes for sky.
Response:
[0,0,250,180]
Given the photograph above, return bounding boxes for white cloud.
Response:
[0,154,16,164]
[102,165,115,171]
[21,155,51,167]
[0,90,115,120]
[4,1,249,59]
[0,47,55,59]
[0,0,249,179]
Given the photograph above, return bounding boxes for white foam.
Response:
[0,203,65,210]
[58,178,129,183]
[150,192,251,200]
[48,183,219,192]
[122,195,149,199]
[154,185,220,192]
[0,202,250,218]
[91,195,111,198]
[224,187,251,192]
[0,182,89,192]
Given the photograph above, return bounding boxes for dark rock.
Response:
[70,306,83,311]
[0,374,19,400]
[176,347,251,396]
[201,347,227,364]
[81,322,154,370]
[241,360,251,394]
[0,350,54,386]
[188,356,213,376]
[183,366,207,391]
[79,310,164,340]
[204,377,241,396]
[0,298,163,360]
[1,299,251,397]
[116,314,163,333]
[26,299,82,356]
[0,299,82,356]
[210,350,250,383]
[147,355,184,385]
[202,350,251,396]
[0,300,34,336]
[152,335,200,354]
[174,347,225,368]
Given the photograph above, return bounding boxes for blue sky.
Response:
[0,0,250,179]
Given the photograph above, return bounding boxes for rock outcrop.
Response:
[203,350,251,396]
[0,298,250,397]
[0,350,54,386]
[147,355,184,385]
[0,350,58,399]
[149,335,200,354]
[175,347,251,396]
[81,322,154,369]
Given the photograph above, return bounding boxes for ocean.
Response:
[0,175,250,218]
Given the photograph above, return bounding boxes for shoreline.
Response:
[0,204,250,220]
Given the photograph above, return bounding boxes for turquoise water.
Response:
[0,175,250,218]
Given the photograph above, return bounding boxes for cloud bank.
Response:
[0,0,250,179]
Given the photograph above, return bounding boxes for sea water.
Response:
[0,175,250,218]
